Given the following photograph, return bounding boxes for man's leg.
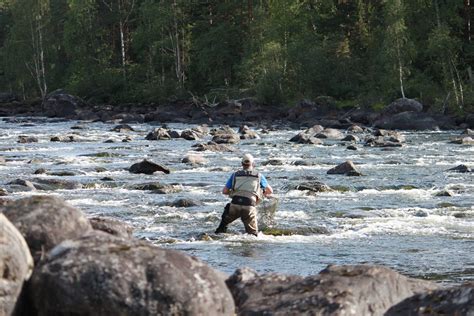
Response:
[241,206,258,236]
[215,203,240,233]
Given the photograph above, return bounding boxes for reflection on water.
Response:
[0,118,473,284]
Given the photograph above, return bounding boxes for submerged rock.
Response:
[169,198,203,207]
[295,181,333,193]
[129,159,170,175]
[226,265,438,316]
[0,214,34,316]
[128,182,181,194]
[0,195,92,264]
[29,232,235,316]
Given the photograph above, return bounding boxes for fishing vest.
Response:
[230,169,263,201]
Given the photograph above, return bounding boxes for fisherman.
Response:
[215,153,273,236]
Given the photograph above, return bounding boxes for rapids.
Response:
[0,117,472,284]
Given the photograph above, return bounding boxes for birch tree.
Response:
[382,0,411,99]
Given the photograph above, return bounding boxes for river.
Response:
[0,117,472,284]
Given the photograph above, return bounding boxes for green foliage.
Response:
[0,0,472,115]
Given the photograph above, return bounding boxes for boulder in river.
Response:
[385,282,474,316]
[0,195,92,264]
[327,160,362,176]
[447,164,472,173]
[111,124,135,132]
[32,177,83,190]
[193,141,236,152]
[239,125,260,139]
[226,264,438,315]
[461,128,474,136]
[212,132,240,144]
[0,214,34,316]
[450,136,474,145]
[181,129,202,140]
[17,135,38,143]
[315,128,344,140]
[341,134,359,142]
[182,154,207,165]
[29,232,235,316]
[347,124,365,133]
[129,159,170,175]
[295,181,333,193]
[128,182,181,194]
[169,198,203,207]
[145,127,171,140]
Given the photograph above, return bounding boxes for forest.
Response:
[0,0,473,115]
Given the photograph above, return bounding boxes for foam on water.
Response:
[1,118,473,283]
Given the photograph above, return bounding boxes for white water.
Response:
[0,117,473,284]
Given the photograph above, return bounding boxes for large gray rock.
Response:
[226,265,438,316]
[0,214,34,316]
[374,112,439,130]
[386,283,474,316]
[129,159,170,175]
[43,90,86,118]
[30,233,235,316]
[384,98,423,115]
[0,195,92,263]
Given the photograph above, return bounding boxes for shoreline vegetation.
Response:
[1,1,474,119]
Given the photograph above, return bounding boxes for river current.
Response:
[0,117,472,284]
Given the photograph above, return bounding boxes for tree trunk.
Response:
[396,37,405,98]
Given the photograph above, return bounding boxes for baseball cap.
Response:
[242,153,255,165]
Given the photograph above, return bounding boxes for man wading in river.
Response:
[215,154,273,236]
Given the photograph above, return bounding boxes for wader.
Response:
[215,170,263,236]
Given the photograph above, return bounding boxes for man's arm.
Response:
[223,174,234,195]
[263,184,273,197]
[260,174,273,197]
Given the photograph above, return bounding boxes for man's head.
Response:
[241,153,255,169]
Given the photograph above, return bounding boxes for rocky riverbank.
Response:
[1,91,473,130]
[1,195,472,315]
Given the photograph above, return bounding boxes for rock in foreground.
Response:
[0,214,34,316]
[0,195,92,263]
[226,265,438,315]
[30,232,234,316]
[386,282,474,316]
